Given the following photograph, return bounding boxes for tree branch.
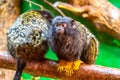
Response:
[43,0,65,16]
[0,51,120,80]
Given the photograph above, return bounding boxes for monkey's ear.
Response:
[71,20,76,28]
[71,19,75,22]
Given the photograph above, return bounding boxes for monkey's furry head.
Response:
[51,16,79,35]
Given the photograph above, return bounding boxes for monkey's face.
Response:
[51,16,77,35]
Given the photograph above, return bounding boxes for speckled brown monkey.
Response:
[48,16,98,76]
[6,10,52,80]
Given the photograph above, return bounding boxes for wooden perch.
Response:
[0,52,120,80]
[53,0,120,41]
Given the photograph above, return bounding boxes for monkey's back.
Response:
[7,11,49,61]
[77,22,98,64]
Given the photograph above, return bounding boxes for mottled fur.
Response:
[7,10,52,80]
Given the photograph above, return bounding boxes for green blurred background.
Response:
[20,0,120,80]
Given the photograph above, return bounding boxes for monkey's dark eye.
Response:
[54,24,59,27]
[61,23,67,28]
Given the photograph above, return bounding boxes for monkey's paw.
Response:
[57,60,66,72]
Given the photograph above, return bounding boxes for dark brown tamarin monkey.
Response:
[48,16,98,76]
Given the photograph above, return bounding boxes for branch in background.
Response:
[25,0,44,10]
[53,0,120,41]
[43,0,65,16]
[24,0,65,16]
[0,52,120,80]
[0,0,20,51]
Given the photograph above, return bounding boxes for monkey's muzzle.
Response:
[55,27,64,34]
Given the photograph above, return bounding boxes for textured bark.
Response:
[53,0,120,41]
[0,52,120,80]
[0,69,15,80]
[0,0,20,51]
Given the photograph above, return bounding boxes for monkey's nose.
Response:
[56,27,64,34]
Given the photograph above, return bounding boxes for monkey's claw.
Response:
[57,60,83,76]
[64,64,74,76]
[57,66,64,72]
[57,60,66,72]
